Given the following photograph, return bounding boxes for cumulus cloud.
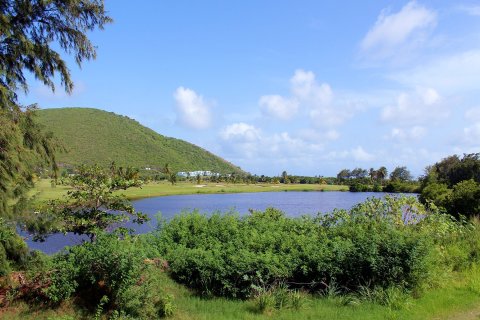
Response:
[322,146,375,162]
[220,122,261,142]
[360,1,436,61]
[173,87,212,130]
[386,126,427,142]
[259,95,299,120]
[259,69,353,127]
[219,122,330,160]
[381,87,447,125]
[462,123,480,145]
[297,128,340,143]
[351,146,376,162]
[290,70,333,104]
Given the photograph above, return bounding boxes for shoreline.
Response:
[31,179,350,203]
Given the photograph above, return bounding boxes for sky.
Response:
[19,1,480,177]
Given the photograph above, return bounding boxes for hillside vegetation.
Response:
[36,107,243,174]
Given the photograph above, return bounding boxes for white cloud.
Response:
[290,70,333,105]
[321,146,375,162]
[290,69,350,128]
[173,87,212,130]
[387,126,427,142]
[462,123,480,145]
[219,123,329,160]
[259,95,299,120]
[381,87,447,125]
[259,69,353,128]
[220,122,261,142]
[360,1,436,61]
[390,50,480,93]
[351,146,376,162]
[297,128,340,142]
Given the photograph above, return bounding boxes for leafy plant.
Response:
[34,164,148,241]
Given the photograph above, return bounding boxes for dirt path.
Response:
[441,304,480,320]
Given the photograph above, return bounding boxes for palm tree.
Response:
[377,166,388,184]
[282,171,289,184]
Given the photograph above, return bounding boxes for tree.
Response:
[162,163,176,185]
[0,107,59,216]
[281,171,289,184]
[377,166,388,183]
[351,167,368,179]
[0,0,111,216]
[419,154,480,218]
[34,165,148,241]
[337,169,351,182]
[389,166,412,182]
[449,179,480,217]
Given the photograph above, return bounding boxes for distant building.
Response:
[177,170,220,177]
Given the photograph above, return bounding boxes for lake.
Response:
[26,191,409,253]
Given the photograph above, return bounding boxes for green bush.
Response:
[384,181,420,193]
[0,218,28,276]
[449,179,480,217]
[44,233,173,318]
[153,196,440,298]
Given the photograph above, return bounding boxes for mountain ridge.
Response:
[36,107,244,174]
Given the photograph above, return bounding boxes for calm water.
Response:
[26,191,406,253]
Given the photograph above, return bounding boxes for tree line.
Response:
[335,166,418,193]
[419,153,480,218]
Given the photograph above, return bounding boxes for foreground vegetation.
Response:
[2,265,480,320]
[2,195,480,319]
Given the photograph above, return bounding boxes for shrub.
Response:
[449,179,480,217]
[153,196,439,298]
[44,233,173,318]
[0,218,28,276]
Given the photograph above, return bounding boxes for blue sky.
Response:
[19,1,480,177]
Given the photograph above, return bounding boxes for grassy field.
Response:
[30,179,349,202]
[2,266,480,320]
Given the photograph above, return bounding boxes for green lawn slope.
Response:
[36,107,243,174]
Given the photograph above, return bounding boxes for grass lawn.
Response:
[30,179,349,202]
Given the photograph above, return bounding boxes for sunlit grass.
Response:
[30,179,348,202]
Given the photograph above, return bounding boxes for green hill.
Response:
[36,108,243,174]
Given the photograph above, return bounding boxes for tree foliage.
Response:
[389,166,413,182]
[0,107,59,216]
[0,0,111,216]
[34,164,148,241]
[0,0,112,105]
[420,153,480,217]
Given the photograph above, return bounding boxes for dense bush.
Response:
[420,153,480,217]
[44,233,173,318]
[383,181,420,193]
[0,218,28,276]
[151,196,456,299]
